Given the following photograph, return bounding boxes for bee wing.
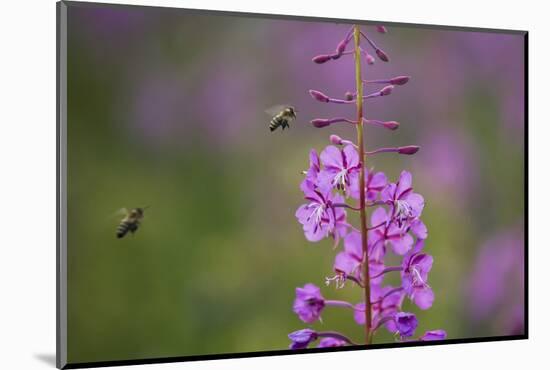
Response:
[106,208,128,220]
[116,207,129,216]
[265,105,289,117]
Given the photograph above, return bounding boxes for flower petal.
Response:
[309,149,320,170]
[304,222,328,242]
[344,231,363,259]
[334,251,359,276]
[353,303,366,325]
[295,204,312,225]
[389,232,413,255]
[342,144,359,168]
[406,192,425,217]
[410,219,428,239]
[381,183,396,203]
[320,145,344,169]
[371,206,389,227]
[413,286,434,310]
[396,171,413,197]
[316,168,338,192]
[369,171,388,190]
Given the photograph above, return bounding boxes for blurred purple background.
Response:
[66,3,525,362]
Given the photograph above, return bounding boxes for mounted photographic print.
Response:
[57,1,528,368]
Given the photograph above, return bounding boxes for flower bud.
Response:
[309,90,330,103]
[365,53,375,65]
[380,85,394,96]
[390,76,410,85]
[375,48,390,62]
[288,329,318,350]
[383,121,400,130]
[344,91,355,101]
[330,134,343,145]
[312,54,332,64]
[395,312,418,338]
[335,39,347,55]
[311,119,331,128]
[376,26,388,34]
[398,145,420,155]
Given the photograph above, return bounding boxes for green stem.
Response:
[353,25,372,345]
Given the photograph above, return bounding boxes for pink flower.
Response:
[296,181,346,242]
[318,145,360,196]
[381,171,425,227]
[293,284,325,323]
[350,169,387,201]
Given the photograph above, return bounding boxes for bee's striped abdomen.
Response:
[116,220,139,239]
[269,114,284,132]
[116,221,130,238]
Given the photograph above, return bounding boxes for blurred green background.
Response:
[66,3,525,363]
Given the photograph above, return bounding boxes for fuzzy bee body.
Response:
[116,207,146,239]
[268,106,296,132]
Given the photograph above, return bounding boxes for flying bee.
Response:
[116,206,149,239]
[266,105,297,132]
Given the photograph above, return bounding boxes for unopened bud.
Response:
[376,26,388,34]
[390,76,410,85]
[311,119,331,128]
[375,48,390,62]
[336,40,348,55]
[312,54,332,64]
[344,91,355,101]
[330,134,343,145]
[380,85,394,96]
[309,90,330,103]
[398,146,420,155]
[383,121,400,130]
[365,53,375,65]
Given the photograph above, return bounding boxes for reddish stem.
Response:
[354,25,372,345]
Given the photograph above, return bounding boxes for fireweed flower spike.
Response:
[289,24,443,347]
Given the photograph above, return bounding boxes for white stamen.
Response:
[411,266,430,289]
[325,274,346,289]
[332,169,349,190]
[395,199,414,225]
